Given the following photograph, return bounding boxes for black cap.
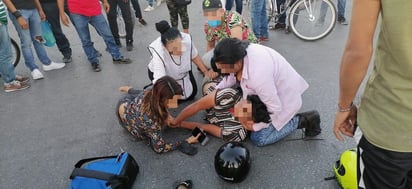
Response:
[202,0,222,11]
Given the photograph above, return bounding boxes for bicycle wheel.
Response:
[11,38,21,67]
[288,0,336,41]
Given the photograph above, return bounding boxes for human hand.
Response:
[119,86,132,93]
[167,115,180,128]
[17,17,29,30]
[103,2,110,13]
[204,69,219,79]
[333,106,357,141]
[60,14,70,26]
[185,134,200,144]
[240,120,254,131]
[38,10,46,21]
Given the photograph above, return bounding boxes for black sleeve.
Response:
[127,88,142,94]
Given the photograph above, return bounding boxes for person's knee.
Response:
[250,134,267,147]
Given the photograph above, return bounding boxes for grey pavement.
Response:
[0,0,358,188]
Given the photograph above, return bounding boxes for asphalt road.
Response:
[0,0,359,188]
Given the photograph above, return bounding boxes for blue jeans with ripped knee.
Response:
[250,116,300,147]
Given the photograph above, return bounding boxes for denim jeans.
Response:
[251,0,268,38]
[131,0,143,18]
[225,0,243,14]
[8,9,52,71]
[107,0,134,42]
[40,2,72,58]
[70,13,122,64]
[337,0,346,17]
[0,23,16,84]
[250,116,300,147]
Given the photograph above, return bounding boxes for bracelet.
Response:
[338,102,354,112]
[12,11,22,19]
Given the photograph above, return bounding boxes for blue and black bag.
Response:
[69,152,139,189]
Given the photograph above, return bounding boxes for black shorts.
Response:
[358,136,412,189]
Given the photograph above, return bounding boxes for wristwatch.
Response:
[12,11,22,19]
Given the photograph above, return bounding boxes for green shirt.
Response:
[0,1,7,24]
[358,0,412,152]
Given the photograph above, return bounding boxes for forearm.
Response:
[192,55,209,74]
[174,105,200,125]
[34,0,43,12]
[3,0,17,13]
[57,0,65,15]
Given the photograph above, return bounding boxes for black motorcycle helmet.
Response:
[214,142,251,183]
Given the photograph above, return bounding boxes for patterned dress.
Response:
[117,90,182,153]
[204,10,258,44]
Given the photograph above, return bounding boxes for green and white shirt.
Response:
[0,0,7,24]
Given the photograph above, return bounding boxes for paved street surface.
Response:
[0,0,359,188]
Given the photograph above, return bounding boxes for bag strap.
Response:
[74,155,118,168]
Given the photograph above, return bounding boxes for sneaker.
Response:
[144,6,154,12]
[126,41,134,51]
[42,61,66,71]
[31,69,44,80]
[113,57,132,64]
[4,80,30,92]
[338,16,348,25]
[156,0,162,6]
[138,18,147,26]
[63,56,72,63]
[15,75,30,83]
[92,63,101,72]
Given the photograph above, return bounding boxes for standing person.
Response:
[147,20,217,101]
[57,0,132,72]
[116,76,198,155]
[130,0,147,26]
[39,0,72,63]
[143,0,155,12]
[225,0,242,14]
[166,0,189,33]
[212,38,321,146]
[3,0,66,80]
[333,0,412,188]
[336,0,347,25]
[250,0,268,43]
[0,0,30,92]
[106,0,134,51]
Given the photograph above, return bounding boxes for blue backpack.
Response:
[69,152,139,189]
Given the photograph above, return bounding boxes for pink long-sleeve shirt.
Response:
[216,44,309,131]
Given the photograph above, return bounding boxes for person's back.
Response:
[359,0,412,152]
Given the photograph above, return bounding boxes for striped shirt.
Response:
[0,1,7,24]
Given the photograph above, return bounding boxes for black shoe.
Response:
[92,63,101,72]
[63,56,72,63]
[113,57,132,64]
[338,16,348,25]
[126,41,134,51]
[297,110,321,137]
[274,23,286,30]
[138,18,147,26]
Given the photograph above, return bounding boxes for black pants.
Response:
[107,0,134,42]
[358,136,412,189]
[40,2,72,58]
[130,0,143,19]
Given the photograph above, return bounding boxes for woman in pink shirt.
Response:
[213,38,321,146]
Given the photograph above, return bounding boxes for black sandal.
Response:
[174,180,192,189]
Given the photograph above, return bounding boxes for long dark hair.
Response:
[141,76,183,126]
[213,38,249,65]
[155,20,182,46]
[247,95,271,123]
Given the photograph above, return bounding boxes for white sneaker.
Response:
[144,6,154,12]
[31,69,44,80]
[156,0,162,6]
[42,61,66,71]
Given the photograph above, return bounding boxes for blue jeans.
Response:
[251,0,268,38]
[0,23,16,84]
[225,0,243,14]
[41,2,72,58]
[250,116,300,147]
[337,0,346,17]
[8,9,52,71]
[70,13,122,64]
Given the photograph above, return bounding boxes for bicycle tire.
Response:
[288,0,336,41]
[11,38,21,67]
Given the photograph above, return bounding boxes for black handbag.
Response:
[175,0,191,7]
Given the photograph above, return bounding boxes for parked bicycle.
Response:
[244,0,337,41]
[11,38,21,67]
